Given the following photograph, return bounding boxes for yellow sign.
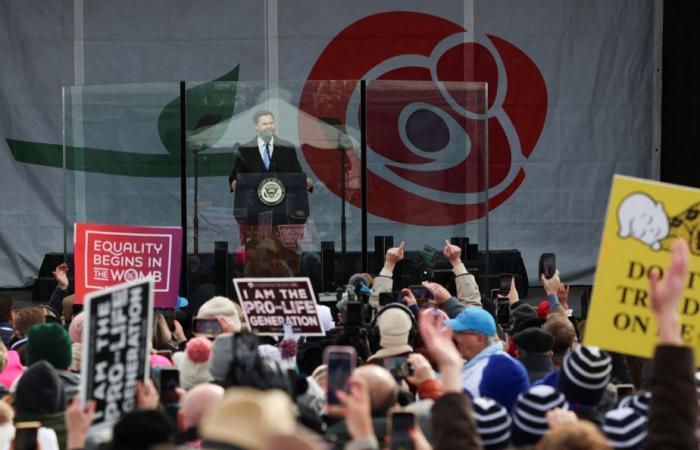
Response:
[584,175,700,360]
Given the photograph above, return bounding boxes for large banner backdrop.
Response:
[0,0,661,287]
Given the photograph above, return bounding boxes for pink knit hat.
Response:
[149,354,174,367]
[173,337,214,390]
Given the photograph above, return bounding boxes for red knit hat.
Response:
[536,300,550,319]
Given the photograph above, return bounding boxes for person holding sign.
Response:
[644,239,698,449]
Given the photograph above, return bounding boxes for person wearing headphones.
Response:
[366,303,417,362]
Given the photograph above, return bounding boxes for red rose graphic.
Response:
[299,12,547,225]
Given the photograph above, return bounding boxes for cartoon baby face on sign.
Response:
[617,193,670,251]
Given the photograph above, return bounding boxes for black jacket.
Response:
[228,136,303,190]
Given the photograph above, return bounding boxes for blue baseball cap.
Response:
[445,307,497,336]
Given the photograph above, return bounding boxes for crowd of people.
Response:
[0,238,695,450]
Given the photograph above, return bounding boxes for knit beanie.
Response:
[511,303,538,327]
[197,296,242,331]
[479,354,530,412]
[173,337,214,390]
[513,328,554,353]
[25,323,73,370]
[472,397,511,449]
[15,361,66,416]
[376,305,414,350]
[511,385,567,446]
[558,345,612,406]
[602,407,647,450]
[617,391,651,416]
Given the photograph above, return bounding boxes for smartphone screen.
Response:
[193,317,223,336]
[379,292,404,307]
[499,274,513,296]
[539,253,556,279]
[391,412,416,450]
[159,368,180,405]
[496,298,510,327]
[382,356,413,382]
[409,285,432,300]
[324,346,356,405]
[14,422,40,450]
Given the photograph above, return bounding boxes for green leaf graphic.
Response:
[5,65,240,178]
[157,65,240,156]
[7,139,234,177]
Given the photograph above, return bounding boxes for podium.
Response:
[233,172,309,225]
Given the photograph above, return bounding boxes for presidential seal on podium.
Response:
[257,177,286,206]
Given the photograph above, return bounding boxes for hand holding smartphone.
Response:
[390,411,416,450]
[158,367,180,405]
[324,346,357,405]
[192,317,224,337]
[379,292,404,307]
[382,356,413,383]
[408,285,432,300]
[539,253,556,279]
[498,274,513,297]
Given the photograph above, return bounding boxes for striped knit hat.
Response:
[603,407,647,450]
[472,397,511,449]
[511,385,567,446]
[559,345,612,406]
[617,391,651,416]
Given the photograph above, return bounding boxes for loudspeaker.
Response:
[477,249,528,298]
[214,241,229,297]
[321,241,336,291]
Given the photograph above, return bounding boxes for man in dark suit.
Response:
[228,110,312,276]
[228,110,312,192]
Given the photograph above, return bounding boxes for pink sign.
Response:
[74,223,182,308]
[277,224,306,248]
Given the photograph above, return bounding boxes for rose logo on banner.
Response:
[299,12,548,225]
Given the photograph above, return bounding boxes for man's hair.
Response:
[537,419,610,450]
[253,110,274,125]
[543,315,576,366]
[13,307,45,336]
[0,294,13,322]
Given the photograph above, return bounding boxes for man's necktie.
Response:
[263,143,271,170]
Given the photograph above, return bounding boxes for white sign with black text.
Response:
[80,278,154,426]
